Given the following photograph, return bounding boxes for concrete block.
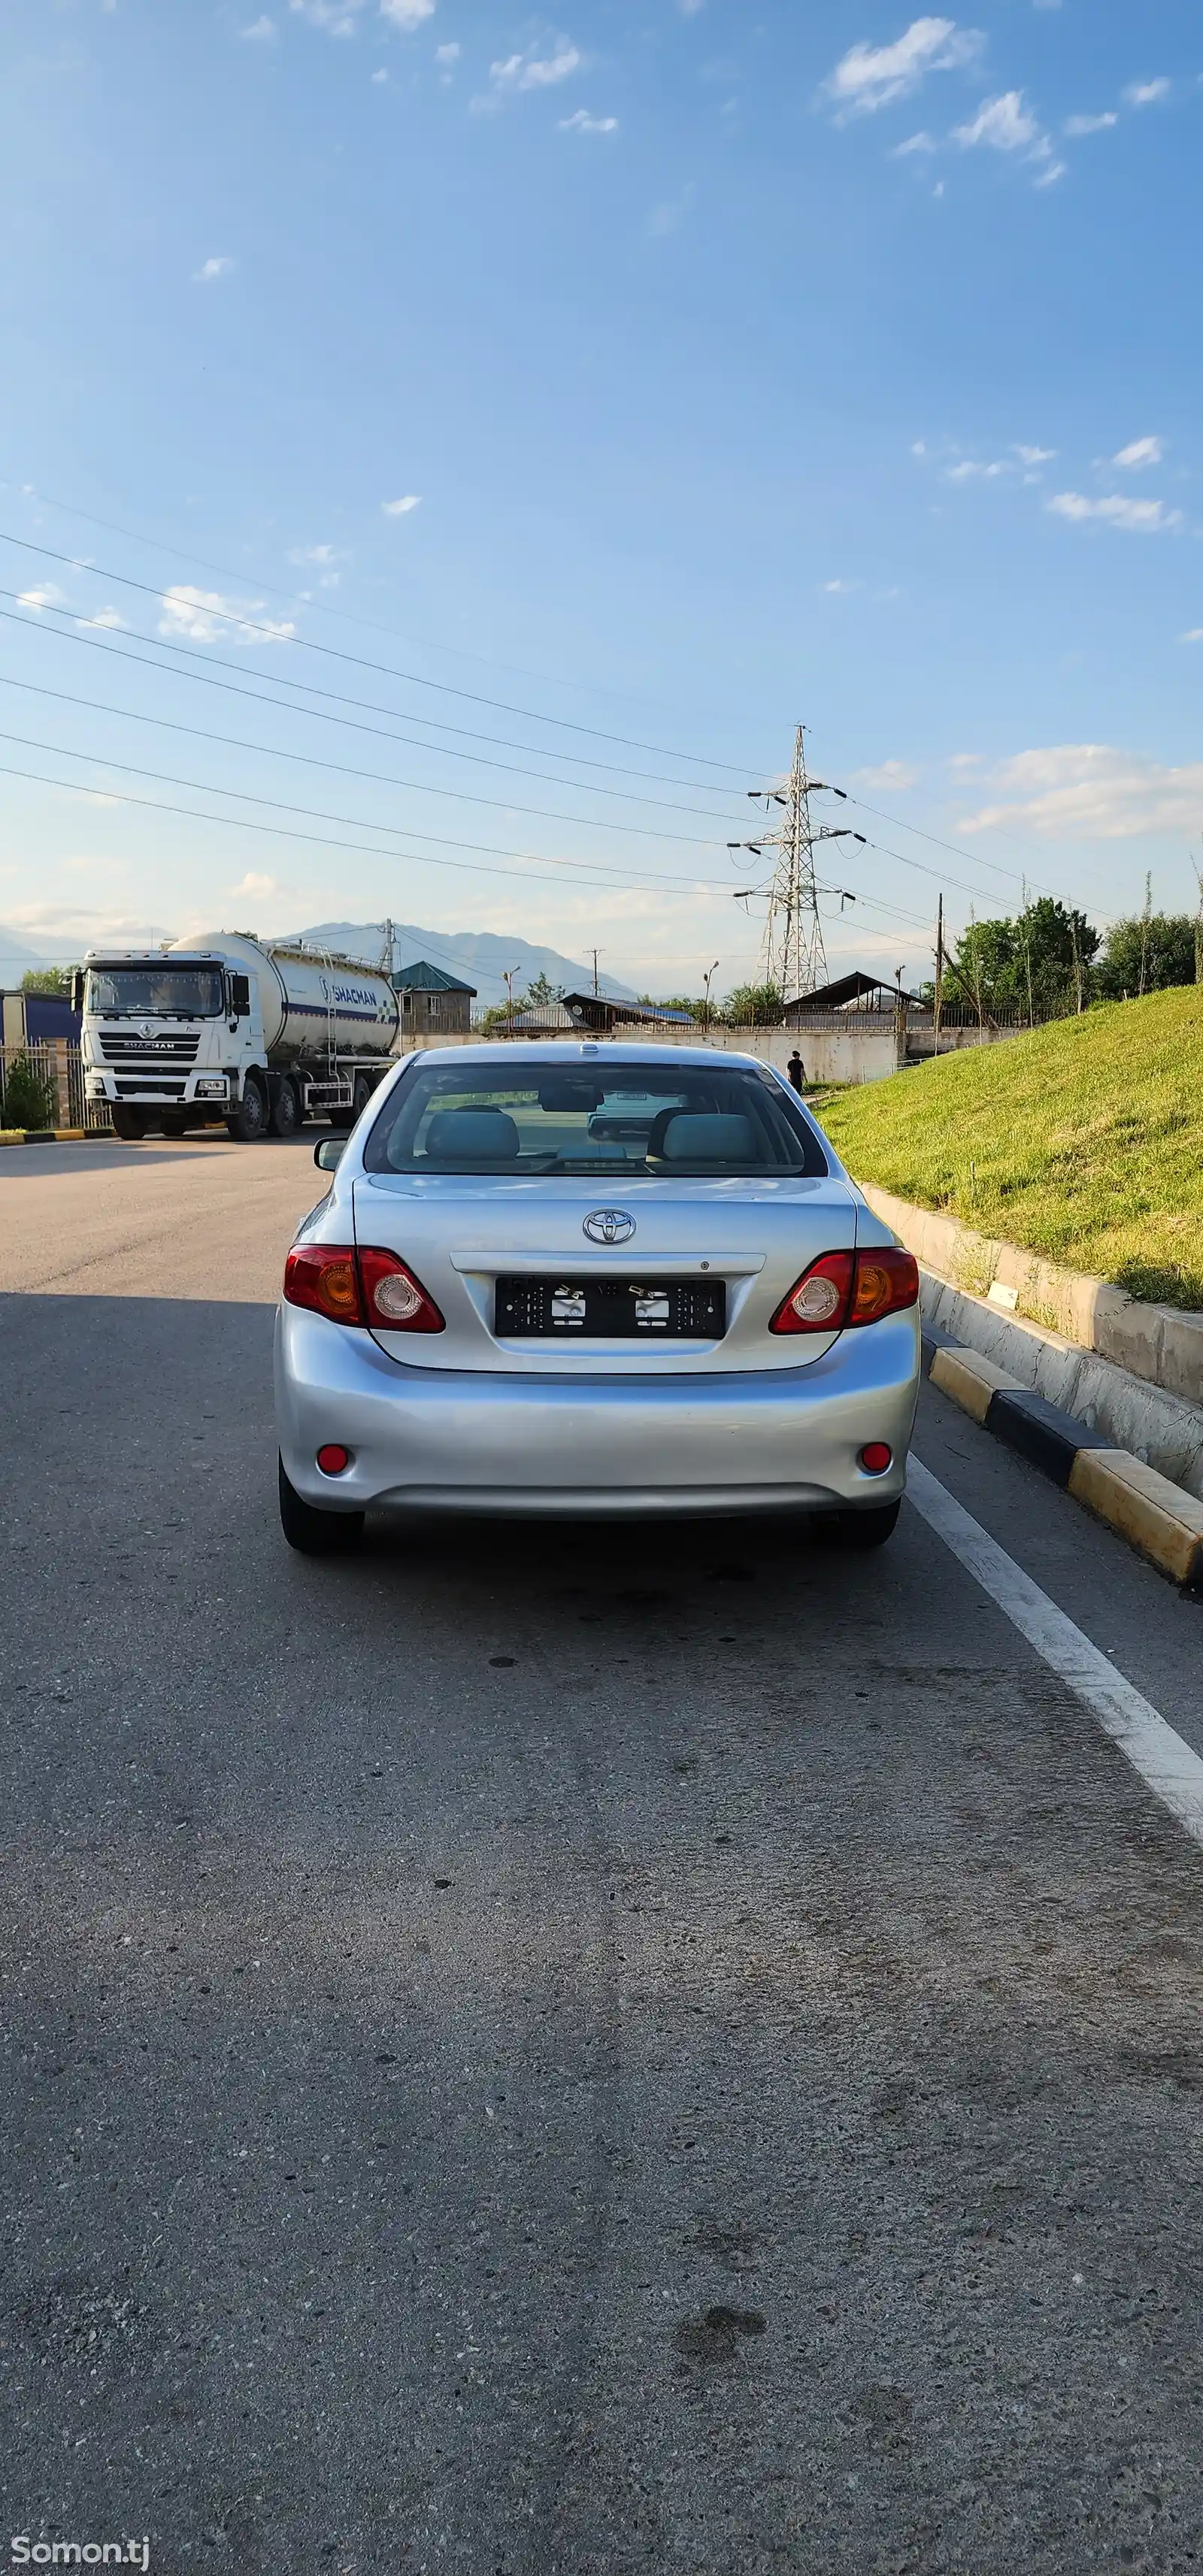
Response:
[930,1345,1025,1423]
[1160,1310,1203,1408]
[1068,1450,1203,1587]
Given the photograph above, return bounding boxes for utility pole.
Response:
[1138,871,1153,998]
[933,893,944,1057]
[590,947,600,998]
[701,959,720,1035]
[505,968,516,1038]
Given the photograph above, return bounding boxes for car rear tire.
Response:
[271,1076,302,1138]
[825,1499,901,1550]
[278,1456,364,1556]
[111,1105,149,1141]
[226,1071,268,1142]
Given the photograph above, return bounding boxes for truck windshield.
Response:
[363,1057,829,1177]
[85,965,225,1018]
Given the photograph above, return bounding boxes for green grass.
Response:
[818,984,1203,1311]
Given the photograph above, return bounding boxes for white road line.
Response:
[907,1454,1203,1849]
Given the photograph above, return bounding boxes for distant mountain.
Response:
[283,920,636,1011]
[0,929,83,978]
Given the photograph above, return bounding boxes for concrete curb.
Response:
[0,1126,113,1145]
[923,1329,1203,1588]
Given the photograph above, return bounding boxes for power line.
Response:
[14,482,746,737]
[0,531,752,774]
[0,745,735,896]
[0,671,735,849]
[0,598,748,806]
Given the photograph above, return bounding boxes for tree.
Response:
[724,980,783,1028]
[21,965,77,997]
[1095,913,1199,1002]
[948,899,1098,1021]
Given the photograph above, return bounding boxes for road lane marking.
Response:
[907,1454,1203,1849]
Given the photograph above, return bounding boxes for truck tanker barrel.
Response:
[171,932,398,1065]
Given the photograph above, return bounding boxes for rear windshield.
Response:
[362,1058,829,1177]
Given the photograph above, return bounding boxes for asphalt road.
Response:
[3,1134,1203,2576]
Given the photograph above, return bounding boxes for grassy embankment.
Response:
[818,983,1203,1311]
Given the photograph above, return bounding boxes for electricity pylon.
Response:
[729,726,865,1002]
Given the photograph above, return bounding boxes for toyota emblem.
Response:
[583,1208,635,1247]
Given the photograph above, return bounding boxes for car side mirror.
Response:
[314,1136,346,1172]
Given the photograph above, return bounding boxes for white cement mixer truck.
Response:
[76,932,400,1141]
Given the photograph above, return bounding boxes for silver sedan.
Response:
[274,1043,920,1553]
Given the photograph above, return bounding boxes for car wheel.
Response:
[277,1456,364,1556]
[226,1071,268,1142]
[825,1499,901,1550]
[111,1105,148,1140]
[271,1076,301,1138]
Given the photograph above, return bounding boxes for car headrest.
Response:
[655,1112,757,1162]
[424,1108,520,1160]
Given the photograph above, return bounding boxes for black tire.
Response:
[825,1499,901,1550]
[270,1076,302,1139]
[111,1105,149,1141]
[225,1071,268,1142]
[351,1071,373,1123]
[159,1111,189,1138]
[278,1456,364,1556]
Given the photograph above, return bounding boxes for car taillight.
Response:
[283,1243,363,1324]
[357,1245,444,1334]
[770,1246,919,1334]
[283,1243,444,1332]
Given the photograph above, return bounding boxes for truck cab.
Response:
[79,950,263,1139]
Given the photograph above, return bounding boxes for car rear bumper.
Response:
[274,1305,921,1517]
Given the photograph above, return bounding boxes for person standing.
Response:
[786,1048,805,1093]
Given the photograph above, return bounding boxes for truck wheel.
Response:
[160,1111,189,1137]
[271,1076,301,1138]
[351,1072,373,1123]
[278,1456,364,1556]
[225,1071,268,1142]
[111,1106,148,1141]
[824,1499,901,1550]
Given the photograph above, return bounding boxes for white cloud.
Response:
[380,0,435,25]
[288,541,347,563]
[17,583,65,612]
[371,66,388,80]
[158,584,295,644]
[911,439,927,456]
[1014,444,1056,465]
[1047,490,1181,532]
[953,89,1062,182]
[229,872,278,899]
[76,605,126,631]
[679,0,705,14]
[381,494,421,516]
[957,744,1203,841]
[194,255,235,282]
[1064,110,1117,135]
[241,14,277,37]
[1124,77,1170,107]
[953,89,1036,150]
[1113,434,1163,469]
[289,0,361,32]
[559,107,617,132]
[823,577,859,592]
[947,457,1007,479]
[435,39,459,62]
[852,759,920,790]
[490,38,580,94]
[1181,629,1203,644]
[823,16,983,118]
[892,129,937,155]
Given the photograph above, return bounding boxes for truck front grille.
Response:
[99,1032,201,1068]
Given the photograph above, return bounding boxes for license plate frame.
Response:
[495,1275,726,1338]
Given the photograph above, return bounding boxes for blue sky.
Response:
[2,0,1201,995]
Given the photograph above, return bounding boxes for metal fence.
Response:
[0,1041,111,1132]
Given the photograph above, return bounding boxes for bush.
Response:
[2,1051,56,1129]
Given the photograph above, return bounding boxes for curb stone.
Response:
[921,1328,1203,1588]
